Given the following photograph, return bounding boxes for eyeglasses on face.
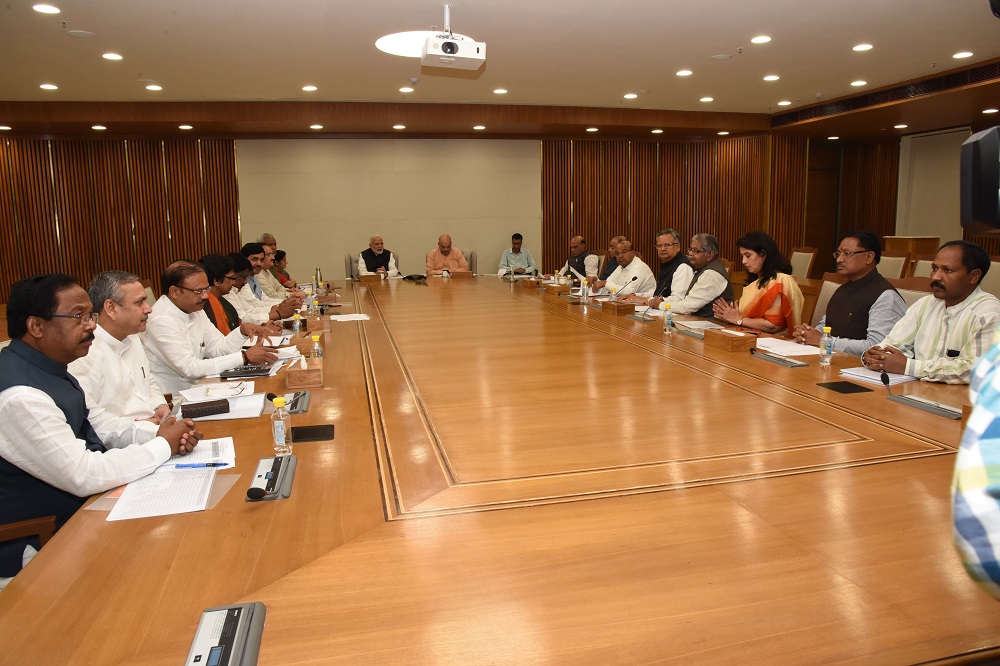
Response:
[224,275,238,281]
[177,285,211,296]
[656,242,680,249]
[50,312,99,325]
[832,249,873,259]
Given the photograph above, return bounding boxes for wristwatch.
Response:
[736,318,744,326]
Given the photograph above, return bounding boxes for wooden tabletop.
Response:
[0,276,996,664]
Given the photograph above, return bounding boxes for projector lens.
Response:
[442,41,459,55]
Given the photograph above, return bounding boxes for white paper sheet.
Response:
[329,314,371,321]
[755,337,821,357]
[243,335,290,348]
[840,366,918,385]
[163,436,237,468]
[106,467,216,521]
[180,382,255,401]
[677,320,723,330]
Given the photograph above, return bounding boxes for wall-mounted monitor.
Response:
[961,125,1000,234]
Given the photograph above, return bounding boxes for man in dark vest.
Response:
[0,274,200,581]
[793,230,906,355]
[650,233,734,318]
[358,235,399,278]
[621,228,693,305]
[599,235,626,281]
[552,236,599,282]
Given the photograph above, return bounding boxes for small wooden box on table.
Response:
[359,274,382,283]
[305,315,330,332]
[703,328,757,352]
[285,356,324,389]
[601,301,635,316]
[545,284,570,295]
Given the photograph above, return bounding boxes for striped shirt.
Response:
[879,287,1000,384]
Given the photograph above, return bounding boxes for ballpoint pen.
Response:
[175,462,230,468]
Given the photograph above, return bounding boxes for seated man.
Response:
[227,243,300,324]
[649,233,734,316]
[620,229,692,305]
[425,234,470,276]
[863,240,1000,384]
[792,230,907,354]
[597,240,656,298]
[68,271,173,447]
[144,261,278,394]
[359,235,400,277]
[551,236,600,282]
[599,235,626,281]
[498,233,537,276]
[258,243,304,300]
[0,274,200,581]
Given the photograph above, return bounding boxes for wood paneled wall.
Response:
[540,136,809,273]
[839,142,900,241]
[0,138,239,301]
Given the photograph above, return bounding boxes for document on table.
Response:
[275,346,301,360]
[755,337,821,357]
[330,313,371,321]
[181,382,255,401]
[677,320,723,330]
[243,335,290,347]
[162,436,236,467]
[188,393,267,421]
[840,366,918,385]
[106,467,216,521]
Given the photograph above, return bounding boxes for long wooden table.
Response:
[2,277,999,664]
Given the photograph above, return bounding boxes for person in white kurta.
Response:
[601,241,656,298]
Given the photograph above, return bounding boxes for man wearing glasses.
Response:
[0,274,202,583]
[792,231,906,355]
[650,233,733,317]
[229,243,300,324]
[144,261,277,394]
[600,240,656,298]
[620,229,693,305]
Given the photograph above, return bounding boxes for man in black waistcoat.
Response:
[792,231,907,355]
[0,275,200,580]
[358,235,399,277]
[621,228,694,305]
[550,236,600,282]
[650,233,734,318]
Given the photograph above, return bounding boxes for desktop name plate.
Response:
[185,602,266,666]
[246,456,297,502]
[887,394,962,420]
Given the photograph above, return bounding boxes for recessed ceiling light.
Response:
[676,69,693,77]
[623,93,638,99]
[718,131,730,136]
[393,124,406,130]
[102,53,123,61]
[40,83,58,90]
[146,84,162,91]
[473,125,486,130]
[310,124,323,130]
[828,136,839,140]
[750,35,771,44]
[493,88,508,95]
[700,97,714,102]
[853,43,873,52]
[179,125,193,130]
[0,126,12,131]
[302,85,317,92]
[711,54,732,61]
[954,51,974,59]
[894,124,908,129]
[851,80,867,87]
[92,125,106,131]
[763,75,779,81]
[33,4,59,13]
[777,100,792,106]
[399,86,414,93]
[66,30,94,38]
[586,128,599,132]
[651,129,663,134]
[984,108,999,114]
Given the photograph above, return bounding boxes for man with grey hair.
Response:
[69,270,171,446]
[650,233,734,317]
[359,235,400,277]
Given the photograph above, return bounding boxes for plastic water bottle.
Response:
[311,334,323,358]
[271,396,292,456]
[311,298,319,316]
[819,326,833,367]
[580,277,588,298]
[291,313,301,335]
[663,303,674,335]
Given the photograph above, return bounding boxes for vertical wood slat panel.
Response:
[164,140,207,261]
[50,142,100,288]
[128,140,174,286]
[541,140,571,274]
[0,139,17,302]
[90,141,137,276]
[12,140,61,278]
[769,135,809,261]
[840,142,899,240]
[202,140,241,255]
[630,142,660,263]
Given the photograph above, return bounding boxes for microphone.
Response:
[612,276,638,301]
[266,392,278,402]
[880,371,893,396]
[246,487,267,501]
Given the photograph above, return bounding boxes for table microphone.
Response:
[246,487,268,501]
[612,276,638,301]
[880,371,893,395]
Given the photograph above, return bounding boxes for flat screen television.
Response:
[961,125,1000,234]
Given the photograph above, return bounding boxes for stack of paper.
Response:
[840,366,918,385]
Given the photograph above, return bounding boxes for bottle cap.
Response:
[823,326,832,333]
[273,397,286,408]
[292,313,301,319]
[312,299,319,305]
[664,303,671,309]
[311,334,320,342]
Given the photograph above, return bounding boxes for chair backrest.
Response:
[887,276,933,308]
[719,258,734,273]
[910,254,935,279]
[879,251,910,279]
[979,261,1000,299]
[464,249,477,274]
[790,247,818,280]
[810,271,849,327]
[139,278,156,306]
[345,253,359,281]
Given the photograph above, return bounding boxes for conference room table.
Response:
[1,276,999,664]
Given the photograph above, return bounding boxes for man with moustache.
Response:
[864,240,1000,384]
[144,261,277,394]
[359,235,400,277]
[650,233,734,317]
[68,271,175,446]
[620,229,693,305]
[229,243,300,324]
[0,274,201,581]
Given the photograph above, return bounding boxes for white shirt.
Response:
[558,254,600,279]
[0,385,170,499]
[358,251,399,277]
[224,284,274,324]
[68,326,164,448]
[657,263,694,301]
[259,269,291,299]
[659,268,729,314]
[604,257,657,298]
[142,295,248,394]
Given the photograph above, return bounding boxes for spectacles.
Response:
[656,242,680,249]
[177,285,211,296]
[51,312,99,325]
[832,249,873,259]
[688,248,705,255]
[224,275,238,281]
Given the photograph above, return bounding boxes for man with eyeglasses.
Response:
[650,233,734,317]
[229,243,300,324]
[0,274,203,584]
[620,229,693,305]
[598,240,656,298]
[144,261,278,394]
[792,231,906,355]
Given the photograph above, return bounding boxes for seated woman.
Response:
[272,250,298,289]
[712,231,803,334]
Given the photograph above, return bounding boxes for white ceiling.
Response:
[2,0,999,117]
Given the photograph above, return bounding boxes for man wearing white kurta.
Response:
[601,240,656,298]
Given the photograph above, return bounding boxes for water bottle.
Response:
[819,326,833,367]
[271,396,292,456]
[311,334,323,358]
[580,277,588,298]
[311,298,319,316]
[291,313,301,335]
[663,303,674,335]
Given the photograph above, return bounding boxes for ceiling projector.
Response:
[421,34,486,70]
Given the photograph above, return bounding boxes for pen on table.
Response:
[175,462,229,468]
